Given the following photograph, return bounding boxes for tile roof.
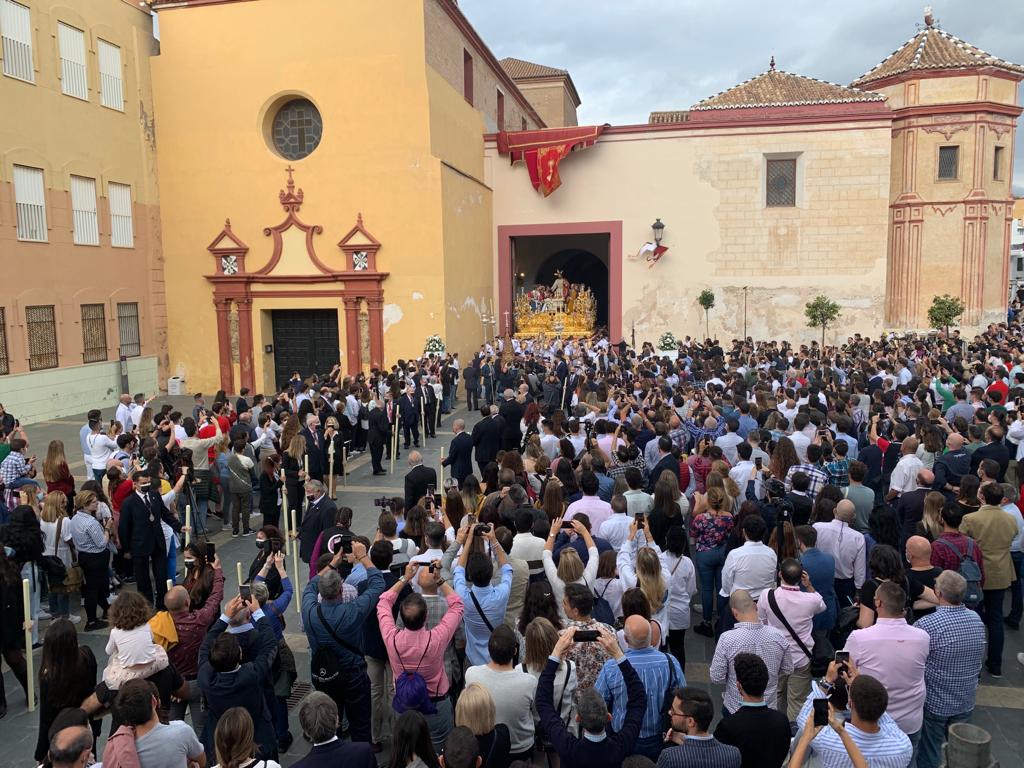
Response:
[648,110,689,125]
[691,68,886,111]
[852,25,1024,87]
[499,57,569,80]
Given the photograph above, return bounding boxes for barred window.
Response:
[117,302,140,358]
[26,305,58,370]
[0,307,9,376]
[81,304,107,363]
[938,146,959,180]
[1,0,34,83]
[58,22,87,100]
[108,182,134,248]
[98,39,123,111]
[766,158,797,207]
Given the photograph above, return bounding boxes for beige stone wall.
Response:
[423,0,541,132]
[486,119,892,346]
[0,0,166,405]
[515,81,578,128]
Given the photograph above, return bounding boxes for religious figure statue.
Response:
[513,270,596,338]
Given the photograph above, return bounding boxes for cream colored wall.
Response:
[515,81,578,128]
[486,120,893,345]
[0,0,166,393]
[423,0,540,132]
[153,0,457,393]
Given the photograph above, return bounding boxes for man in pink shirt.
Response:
[378,560,464,749]
[758,558,825,720]
[565,471,613,532]
[843,581,929,746]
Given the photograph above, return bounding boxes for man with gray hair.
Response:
[914,571,987,768]
[301,541,384,743]
[596,615,684,760]
[813,498,866,608]
[442,417,474,487]
[301,412,327,481]
[539,626,647,767]
[292,691,376,768]
[297,478,337,564]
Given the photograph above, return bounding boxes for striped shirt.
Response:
[914,605,986,717]
[66,510,108,553]
[785,463,830,499]
[596,645,684,739]
[656,736,741,768]
[796,683,913,768]
[710,621,793,714]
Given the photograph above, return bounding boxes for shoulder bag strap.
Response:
[766,588,812,659]
[934,537,964,564]
[555,659,571,724]
[662,652,677,692]
[670,556,683,576]
[316,603,363,657]
[469,589,495,633]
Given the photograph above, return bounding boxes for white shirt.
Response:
[714,432,743,465]
[115,402,133,431]
[599,513,633,550]
[889,454,924,496]
[790,431,811,462]
[510,532,546,574]
[720,540,777,599]
[729,461,759,499]
[813,520,866,587]
[540,433,561,460]
[660,551,697,630]
[87,432,118,470]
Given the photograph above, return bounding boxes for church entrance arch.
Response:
[497,221,622,341]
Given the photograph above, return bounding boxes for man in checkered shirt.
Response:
[784,443,830,500]
[709,590,792,715]
[913,570,986,768]
[0,437,38,490]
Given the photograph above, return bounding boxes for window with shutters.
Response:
[117,302,141,358]
[1,0,33,83]
[26,305,58,370]
[765,158,797,207]
[98,39,123,111]
[108,182,133,248]
[71,175,99,245]
[58,22,87,99]
[937,146,959,180]
[0,307,9,376]
[13,165,47,242]
[80,304,107,363]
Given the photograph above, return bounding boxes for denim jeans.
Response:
[917,709,971,768]
[424,696,453,752]
[48,589,69,618]
[1007,550,1022,625]
[694,545,726,621]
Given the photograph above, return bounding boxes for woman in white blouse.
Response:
[616,518,672,643]
[543,517,599,621]
[521,616,578,737]
[660,526,697,671]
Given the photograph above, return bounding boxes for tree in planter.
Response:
[927,294,966,338]
[804,295,841,348]
[697,289,715,340]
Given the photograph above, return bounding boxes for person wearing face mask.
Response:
[182,543,216,610]
[298,480,337,565]
[248,526,285,600]
[118,470,182,609]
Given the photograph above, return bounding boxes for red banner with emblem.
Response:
[496,125,608,197]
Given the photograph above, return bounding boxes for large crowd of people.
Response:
[2,311,1024,768]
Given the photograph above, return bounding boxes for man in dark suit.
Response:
[471,405,504,474]
[118,469,181,609]
[366,396,391,476]
[420,378,438,439]
[498,392,525,451]
[384,394,400,461]
[298,479,338,563]
[301,414,328,481]
[404,451,437,512]
[896,468,933,545]
[292,691,376,768]
[443,418,474,487]
[399,385,421,449]
[646,436,680,493]
[198,594,279,762]
[970,425,1010,482]
[463,361,480,411]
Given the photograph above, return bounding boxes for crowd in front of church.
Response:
[1,302,1024,768]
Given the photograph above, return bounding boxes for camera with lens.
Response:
[373,496,393,511]
[474,523,491,537]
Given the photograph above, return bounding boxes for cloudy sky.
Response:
[460,0,1024,192]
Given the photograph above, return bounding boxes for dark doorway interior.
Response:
[271,309,339,389]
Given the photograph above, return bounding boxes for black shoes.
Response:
[84,620,108,631]
[693,621,714,638]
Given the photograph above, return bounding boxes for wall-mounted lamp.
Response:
[652,218,665,244]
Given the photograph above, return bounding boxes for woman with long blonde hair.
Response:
[42,440,75,512]
[521,617,577,736]
[618,518,670,635]
[40,492,75,622]
[543,517,598,621]
[282,435,306,518]
[918,491,946,541]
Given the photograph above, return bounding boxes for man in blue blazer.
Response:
[291,691,376,768]
[442,418,474,487]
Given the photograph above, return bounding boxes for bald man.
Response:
[886,436,923,501]
[404,450,437,512]
[933,432,970,499]
[443,418,474,487]
[165,557,225,732]
[906,536,942,621]
[595,615,684,759]
[814,500,867,608]
[897,469,935,545]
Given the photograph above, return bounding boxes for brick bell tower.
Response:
[853,10,1024,330]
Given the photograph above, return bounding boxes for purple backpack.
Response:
[391,636,437,715]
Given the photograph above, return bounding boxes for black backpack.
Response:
[592,580,615,626]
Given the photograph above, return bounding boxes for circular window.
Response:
[270,98,323,160]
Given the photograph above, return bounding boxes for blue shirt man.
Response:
[797,533,837,630]
[452,530,513,666]
[596,616,683,760]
